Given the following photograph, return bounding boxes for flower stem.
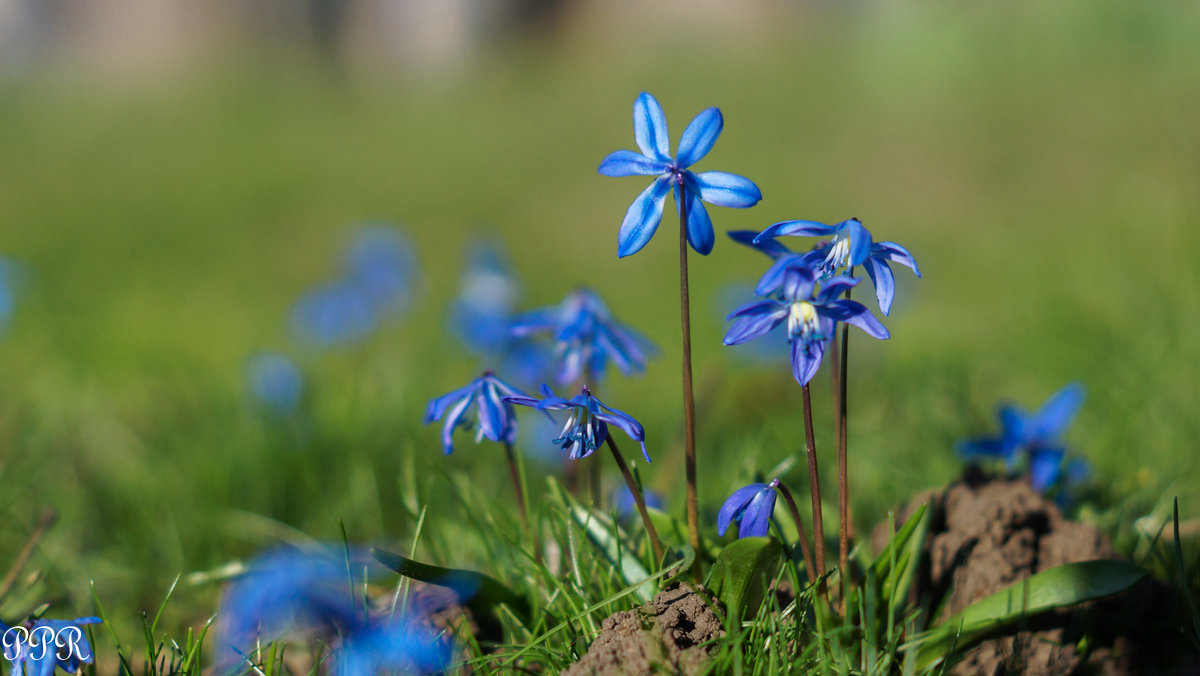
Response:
[504,441,539,565]
[606,436,665,564]
[678,198,701,582]
[836,271,853,612]
[801,383,826,593]
[774,480,816,586]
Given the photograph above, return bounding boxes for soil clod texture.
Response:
[563,584,724,676]
[875,472,1189,675]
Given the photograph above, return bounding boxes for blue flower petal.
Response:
[724,302,788,345]
[717,484,766,537]
[755,220,836,243]
[728,230,790,259]
[862,256,897,316]
[738,487,778,539]
[780,267,817,302]
[693,171,762,208]
[839,219,874,267]
[822,300,890,340]
[1030,447,1065,493]
[617,176,672,258]
[633,92,671,162]
[873,241,921,277]
[1028,383,1085,441]
[815,275,861,303]
[598,150,669,177]
[791,338,826,386]
[675,107,723,168]
[957,438,1007,460]
[684,189,715,255]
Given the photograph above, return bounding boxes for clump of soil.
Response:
[874,472,1186,675]
[563,584,724,676]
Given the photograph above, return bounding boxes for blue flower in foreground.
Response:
[424,372,528,454]
[334,617,453,676]
[717,480,779,539]
[504,384,650,462]
[245,352,304,415]
[1,616,102,675]
[958,382,1086,467]
[509,287,655,386]
[724,268,890,386]
[599,92,762,257]
[752,218,921,315]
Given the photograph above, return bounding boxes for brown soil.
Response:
[874,472,1187,675]
[562,584,725,676]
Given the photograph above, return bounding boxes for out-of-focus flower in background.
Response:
[244,352,304,415]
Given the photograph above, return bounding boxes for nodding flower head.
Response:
[504,384,650,463]
[424,372,528,454]
[717,479,779,539]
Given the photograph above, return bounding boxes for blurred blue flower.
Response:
[1,616,102,676]
[724,269,889,386]
[245,352,303,415]
[752,219,921,315]
[958,382,1086,467]
[216,547,453,675]
[424,372,528,454]
[0,257,16,332]
[613,486,664,521]
[334,617,452,676]
[505,384,650,462]
[450,240,554,386]
[599,92,762,257]
[509,287,655,386]
[290,224,418,348]
[717,480,778,539]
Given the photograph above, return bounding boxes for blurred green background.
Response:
[0,0,1197,634]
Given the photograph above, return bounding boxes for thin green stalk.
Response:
[606,436,665,564]
[678,198,701,581]
[801,383,826,595]
[775,480,817,586]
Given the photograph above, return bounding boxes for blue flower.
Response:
[1,616,102,676]
[343,225,418,317]
[599,92,762,257]
[509,287,655,386]
[752,218,921,315]
[334,617,453,676]
[424,372,528,454]
[958,382,1086,467]
[613,486,665,521]
[290,279,381,347]
[717,480,778,539]
[245,352,304,415]
[504,384,650,462]
[723,268,890,386]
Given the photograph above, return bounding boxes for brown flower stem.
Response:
[678,197,701,582]
[801,383,827,595]
[606,436,665,564]
[774,480,816,586]
[836,270,853,612]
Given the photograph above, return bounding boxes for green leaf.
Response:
[568,504,655,602]
[919,559,1148,670]
[874,503,929,605]
[370,547,531,623]
[706,537,783,622]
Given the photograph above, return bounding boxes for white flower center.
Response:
[787,301,823,341]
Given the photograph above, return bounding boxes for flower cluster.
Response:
[959,382,1090,496]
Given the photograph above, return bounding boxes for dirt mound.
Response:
[563,584,724,676]
[874,473,1184,675]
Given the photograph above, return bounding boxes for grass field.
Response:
[0,0,1198,659]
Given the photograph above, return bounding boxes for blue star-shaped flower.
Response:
[334,616,453,676]
[424,372,529,454]
[752,218,921,315]
[508,287,655,386]
[504,384,650,462]
[717,480,779,539]
[958,382,1086,467]
[724,268,889,386]
[599,92,762,257]
[1,616,102,676]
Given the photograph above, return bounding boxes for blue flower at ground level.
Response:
[717,480,779,539]
[1,616,102,676]
[724,268,889,386]
[958,382,1086,467]
[334,617,453,676]
[245,352,304,415]
[599,92,762,257]
[752,218,921,315]
[424,373,528,454]
[509,287,655,386]
[504,384,650,462]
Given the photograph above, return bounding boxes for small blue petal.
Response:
[791,338,825,386]
[873,241,921,277]
[755,220,836,243]
[1030,447,1065,493]
[617,176,672,258]
[723,302,788,345]
[684,189,715,255]
[675,107,723,168]
[822,300,890,340]
[863,257,897,316]
[728,230,790,259]
[839,219,873,268]
[598,150,669,177]
[1028,383,1085,441]
[633,92,671,162]
[717,484,766,537]
[738,487,778,539]
[693,171,762,208]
